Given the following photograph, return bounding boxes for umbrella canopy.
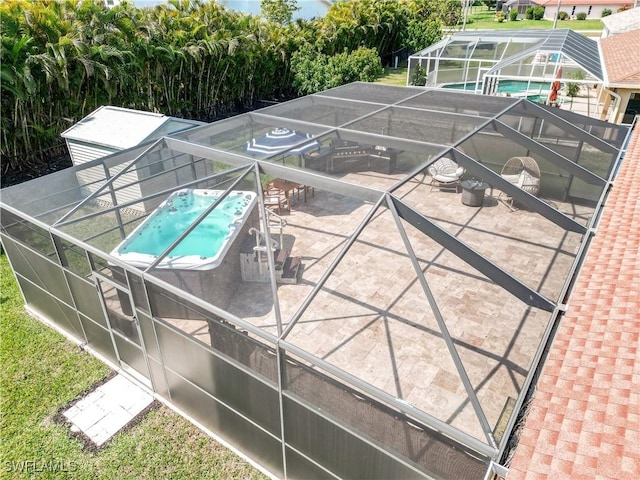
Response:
[245,128,319,157]
[548,67,562,105]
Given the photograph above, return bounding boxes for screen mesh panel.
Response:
[283,356,488,479]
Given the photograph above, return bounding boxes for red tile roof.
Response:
[601,29,640,85]
[507,124,640,478]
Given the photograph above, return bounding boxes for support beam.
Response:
[522,101,621,154]
[451,150,587,234]
[387,195,498,448]
[392,197,556,312]
[493,120,607,187]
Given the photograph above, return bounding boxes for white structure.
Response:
[62,106,202,211]
[600,6,640,36]
[533,0,628,21]
[407,29,602,108]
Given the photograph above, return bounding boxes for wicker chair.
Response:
[499,156,541,209]
[428,157,465,192]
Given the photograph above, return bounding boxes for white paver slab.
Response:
[62,374,154,446]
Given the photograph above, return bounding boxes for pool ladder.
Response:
[265,209,286,247]
[247,226,300,284]
[248,227,278,276]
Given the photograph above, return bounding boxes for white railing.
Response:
[265,209,286,247]
[249,227,279,276]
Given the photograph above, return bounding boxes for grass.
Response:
[462,8,603,31]
[376,67,408,86]
[0,253,267,480]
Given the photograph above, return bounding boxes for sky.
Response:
[131,0,333,19]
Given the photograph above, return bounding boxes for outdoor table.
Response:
[461,179,489,207]
[271,179,302,204]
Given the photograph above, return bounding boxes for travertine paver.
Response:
[165,171,593,442]
[63,374,153,446]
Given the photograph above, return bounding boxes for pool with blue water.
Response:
[443,80,549,102]
[112,189,257,269]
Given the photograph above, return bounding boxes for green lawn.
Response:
[463,8,603,31]
[376,67,408,86]
[0,254,267,480]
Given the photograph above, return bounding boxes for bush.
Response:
[410,65,427,86]
[495,11,506,22]
[558,11,569,20]
[509,8,518,21]
[291,46,384,95]
[602,8,612,17]
[576,12,587,20]
[566,70,586,101]
[526,6,545,20]
[532,6,545,19]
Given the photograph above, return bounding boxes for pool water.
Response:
[443,80,550,100]
[118,189,254,260]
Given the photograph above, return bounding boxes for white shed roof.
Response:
[601,7,640,37]
[61,106,175,150]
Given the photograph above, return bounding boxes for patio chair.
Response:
[295,184,314,202]
[499,156,541,210]
[263,185,290,215]
[427,157,465,192]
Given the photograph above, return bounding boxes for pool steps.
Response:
[241,228,301,284]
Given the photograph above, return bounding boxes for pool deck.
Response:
[168,170,592,444]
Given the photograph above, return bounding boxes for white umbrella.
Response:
[245,128,319,157]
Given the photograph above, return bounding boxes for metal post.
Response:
[553,0,562,28]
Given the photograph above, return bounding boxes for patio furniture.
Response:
[270,179,301,208]
[428,157,465,192]
[499,156,541,210]
[295,184,315,202]
[461,179,489,207]
[302,140,396,174]
[263,184,289,215]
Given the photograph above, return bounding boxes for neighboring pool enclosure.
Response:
[408,29,602,107]
[0,83,630,479]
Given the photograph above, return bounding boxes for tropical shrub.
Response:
[437,0,463,26]
[525,6,544,19]
[482,0,497,10]
[566,70,586,105]
[532,6,545,19]
[291,46,383,95]
[409,65,427,86]
[1,0,449,170]
[0,0,293,167]
[601,8,612,16]
[261,0,298,24]
[509,9,518,21]
[576,12,587,20]
[495,11,506,22]
[317,0,445,57]
[558,11,569,20]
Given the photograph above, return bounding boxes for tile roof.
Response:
[506,124,640,478]
[601,29,640,85]
[601,7,640,35]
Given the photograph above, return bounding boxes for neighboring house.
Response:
[501,0,535,17]
[600,5,640,36]
[532,0,629,21]
[598,28,640,123]
[61,106,203,212]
